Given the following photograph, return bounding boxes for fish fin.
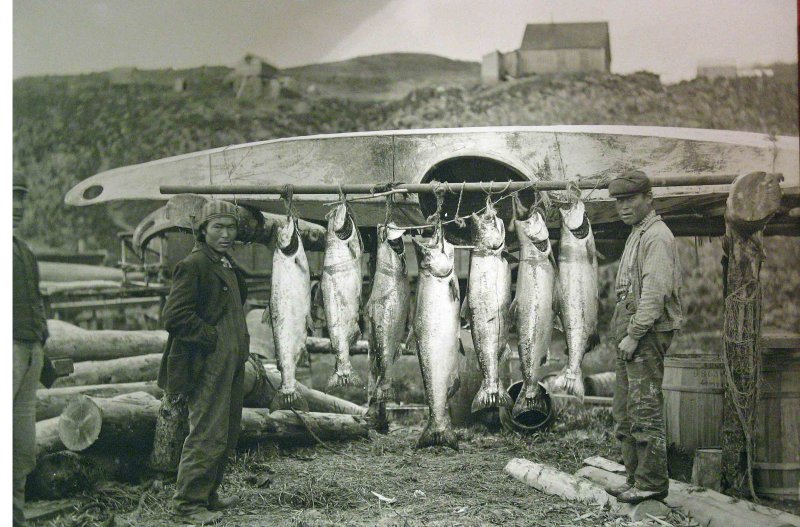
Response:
[365,401,389,434]
[306,315,315,335]
[553,312,565,333]
[457,336,466,357]
[503,251,520,264]
[507,298,517,328]
[405,327,417,356]
[586,331,601,353]
[459,296,470,323]
[471,383,503,413]
[326,369,363,388]
[449,275,460,304]
[269,390,309,412]
[447,373,461,399]
[261,304,271,324]
[416,422,459,451]
[551,368,585,402]
[540,349,549,366]
[500,343,513,362]
[511,380,547,418]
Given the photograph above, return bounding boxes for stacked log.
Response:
[37,382,164,421]
[58,393,369,455]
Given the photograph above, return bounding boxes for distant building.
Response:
[697,61,797,82]
[227,54,279,97]
[697,62,738,80]
[482,22,611,84]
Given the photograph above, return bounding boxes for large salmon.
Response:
[464,200,513,413]
[321,202,363,387]
[553,199,599,400]
[268,218,311,410]
[511,208,556,417]
[412,229,461,450]
[365,223,410,431]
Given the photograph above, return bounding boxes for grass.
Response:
[30,404,798,526]
[29,406,624,527]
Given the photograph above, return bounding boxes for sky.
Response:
[12,0,799,83]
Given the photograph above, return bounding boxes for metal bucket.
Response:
[499,380,554,434]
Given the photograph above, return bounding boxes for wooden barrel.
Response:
[662,350,725,453]
[754,332,800,501]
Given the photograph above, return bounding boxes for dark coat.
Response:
[157,243,248,394]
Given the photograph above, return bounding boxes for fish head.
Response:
[379,222,406,254]
[276,218,299,254]
[559,199,586,232]
[413,236,454,277]
[471,201,505,252]
[518,209,550,244]
[329,202,349,233]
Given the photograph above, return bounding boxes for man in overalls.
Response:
[606,170,683,504]
[157,199,250,525]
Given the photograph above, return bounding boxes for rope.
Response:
[261,367,360,462]
[280,184,294,221]
[722,227,764,501]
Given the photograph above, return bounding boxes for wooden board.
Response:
[64,126,800,237]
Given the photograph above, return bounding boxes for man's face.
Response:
[614,192,653,226]
[203,217,237,253]
[13,189,27,229]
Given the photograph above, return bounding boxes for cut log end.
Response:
[58,395,103,451]
[725,171,784,229]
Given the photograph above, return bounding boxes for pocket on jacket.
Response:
[167,350,195,394]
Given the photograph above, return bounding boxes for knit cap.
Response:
[192,199,239,230]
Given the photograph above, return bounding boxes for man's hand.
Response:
[618,335,639,361]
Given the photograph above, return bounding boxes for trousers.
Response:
[611,300,673,492]
[13,340,44,526]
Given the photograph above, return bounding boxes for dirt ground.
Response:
[29,405,708,527]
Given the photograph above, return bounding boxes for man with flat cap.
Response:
[158,199,250,525]
[606,170,683,504]
[13,173,49,526]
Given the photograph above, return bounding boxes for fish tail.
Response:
[269,390,309,412]
[511,381,546,418]
[365,401,389,434]
[470,383,502,413]
[326,369,363,388]
[416,421,459,451]
[552,368,585,401]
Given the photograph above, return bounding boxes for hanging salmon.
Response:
[412,227,462,450]
[321,201,363,387]
[552,198,599,400]
[464,198,513,413]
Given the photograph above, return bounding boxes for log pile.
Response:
[30,323,371,500]
[506,455,800,526]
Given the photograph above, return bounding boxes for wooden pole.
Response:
[160,174,744,196]
[720,171,783,498]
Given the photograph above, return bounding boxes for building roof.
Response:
[520,22,609,51]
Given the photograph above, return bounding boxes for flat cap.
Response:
[192,199,239,230]
[608,170,652,198]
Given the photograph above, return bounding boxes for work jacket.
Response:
[157,243,248,394]
[13,236,48,343]
[623,213,684,340]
